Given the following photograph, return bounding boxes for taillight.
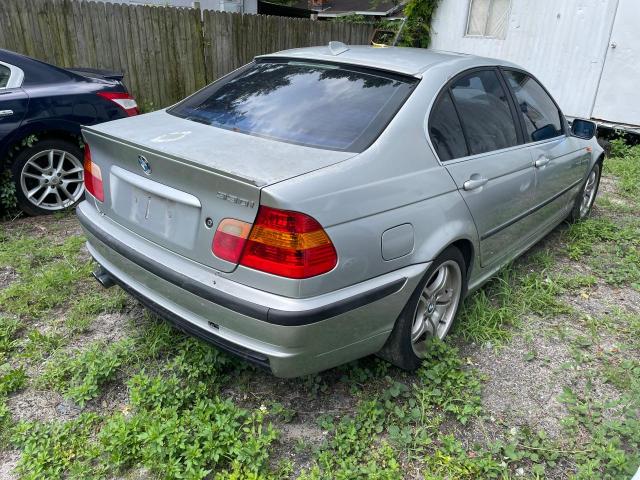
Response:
[97,91,139,116]
[238,206,337,279]
[83,144,104,202]
[212,218,252,263]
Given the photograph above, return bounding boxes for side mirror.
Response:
[571,119,597,139]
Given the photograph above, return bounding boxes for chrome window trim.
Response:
[0,61,25,89]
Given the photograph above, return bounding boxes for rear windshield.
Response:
[168,59,418,152]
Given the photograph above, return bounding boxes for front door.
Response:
[592,0,640,126]
[429,68,537,267]
[502,70,590,228]
[0,62,29,151]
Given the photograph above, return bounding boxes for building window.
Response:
[466,0,511,39]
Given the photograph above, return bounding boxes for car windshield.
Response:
[168,59,418,152]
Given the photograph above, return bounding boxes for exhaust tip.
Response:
[92,266,115,289]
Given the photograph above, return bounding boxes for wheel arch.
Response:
[449,237,475,278]
[1,121,82,169]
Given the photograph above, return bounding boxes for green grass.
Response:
[0,315,22,362]
[0,232,89,318]
[2,142,640,479]
[605,139,640,200]
[65,289,129,334]
[455,266,570,344]
[0,233,85,276]
[566,218,640,289]
[19,330,66,362]
[0,260,93,317]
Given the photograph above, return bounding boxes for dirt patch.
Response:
[0,213,82,240]
[65,312,131,351]
[457,324,573,439]
[273,421,327,474]
[561,280,640,318]
[6,389,72,424]
[0,267,18,291]
[0,450,19,480]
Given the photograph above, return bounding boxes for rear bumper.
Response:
[77,201,428,377]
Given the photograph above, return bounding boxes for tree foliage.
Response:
[400,0,441,48]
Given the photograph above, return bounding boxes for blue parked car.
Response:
[0,49,138,215]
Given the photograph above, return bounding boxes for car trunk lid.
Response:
[82,111,355,272]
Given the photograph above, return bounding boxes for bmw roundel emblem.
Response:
[137,155,152,175]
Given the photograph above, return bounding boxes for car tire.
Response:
[568,162,601,223]
[11,139,85,216]
[378,246,467,371]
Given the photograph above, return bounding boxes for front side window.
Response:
[450,70,519,156]
[169,60,418,152]
[429,92,468,161]
[0,65,10,89]
[503,70,564,142]
[466,0,511,38]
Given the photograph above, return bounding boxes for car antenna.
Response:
[328,41,349,56]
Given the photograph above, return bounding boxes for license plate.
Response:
[110,171,201,249]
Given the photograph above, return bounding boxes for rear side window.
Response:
[450,70,519,155]
[429,92,468,161]
[0,65,11,88]
[168,60,418,152]
[503,70,563,142]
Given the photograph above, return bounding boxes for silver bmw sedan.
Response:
[77,44,603,377]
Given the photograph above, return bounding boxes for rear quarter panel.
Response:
[257,78,480,297]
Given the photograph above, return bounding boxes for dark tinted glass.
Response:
[503,70,563,142]
[169,60,417,152]
[429,92,468,161]
[0,65,10,88]
[450,70,518,155]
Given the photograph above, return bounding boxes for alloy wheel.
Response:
[579,169,598,218]
[19,149,84,211]
[410,260,462,357]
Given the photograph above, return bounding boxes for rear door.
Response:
[502,69,589,227]
[0,62,29,147]
[431,68,536,267]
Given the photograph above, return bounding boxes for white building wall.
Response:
[429,0,619,119]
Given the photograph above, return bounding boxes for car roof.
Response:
[0,48,81,85]
[258,45,519,77]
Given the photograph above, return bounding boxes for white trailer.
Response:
[429,0,640,135]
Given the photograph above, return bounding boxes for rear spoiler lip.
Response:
[68,67,125,82]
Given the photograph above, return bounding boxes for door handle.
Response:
[0,110,14,117]
[463,176,488,191]
[534,156,550,168]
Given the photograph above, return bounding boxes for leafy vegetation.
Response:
[400,0,442,48]
[1,144,640,478]
[0,134,39,218]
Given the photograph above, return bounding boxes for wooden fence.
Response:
[0,0,375,109]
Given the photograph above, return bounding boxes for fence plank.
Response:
[0,1,375,108]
